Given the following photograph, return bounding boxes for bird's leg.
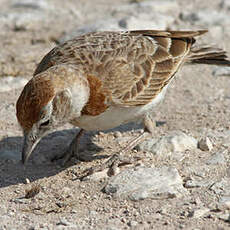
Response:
[52,129,84,165]
[84,115,155,177]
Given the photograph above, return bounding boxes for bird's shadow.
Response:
[0,121,165,188]
[0,128,101,188]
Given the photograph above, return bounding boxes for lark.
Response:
[16,30,230,173]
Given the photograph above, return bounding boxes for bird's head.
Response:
[16,65,89,164]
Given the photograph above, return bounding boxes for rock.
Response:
[188,208,210,218]
[137,131,197,157]
[104,166,187,200]
[212,67,230,77]
[0,77,28,92]
[198,137,213,151]
[206,151,225,165]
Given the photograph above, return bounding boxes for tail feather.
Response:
[187,46,230,66]
[133,29,230,66]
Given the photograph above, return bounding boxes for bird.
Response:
[16,30,230,174]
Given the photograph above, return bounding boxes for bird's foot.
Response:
[81,153,141,179]
[81,115,155,179]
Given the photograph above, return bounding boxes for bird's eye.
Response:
[40,120,50,127]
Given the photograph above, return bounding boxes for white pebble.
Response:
[198,137,213,151]
[25,178,30,184]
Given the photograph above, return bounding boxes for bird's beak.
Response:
[21,134,40,164]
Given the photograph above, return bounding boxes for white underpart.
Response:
[74,84,170,131]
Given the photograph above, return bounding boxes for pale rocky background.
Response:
[0,0,230,229]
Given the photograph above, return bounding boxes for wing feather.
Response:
[33,30,206,108]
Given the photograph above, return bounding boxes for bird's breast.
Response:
[71,85,168,131]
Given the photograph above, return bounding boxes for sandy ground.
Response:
[0,0,230,229]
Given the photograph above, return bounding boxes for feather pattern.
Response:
[33,30,230,114]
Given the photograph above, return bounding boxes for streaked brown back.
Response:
[33,30,208,108]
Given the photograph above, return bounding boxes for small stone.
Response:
[71,209,78,214]
[198,137,213,151]
[188,208,210,218]
[104,166,187,200]
[137,131,197,157]
[113,131,122,138]
[128,220,138,227]
[25,178,30,184]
